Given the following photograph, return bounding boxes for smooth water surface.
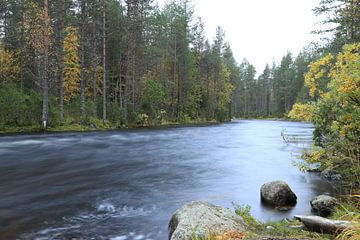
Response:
[0,120,335,240]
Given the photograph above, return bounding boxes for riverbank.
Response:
[0,117,294,135]
[0,119,220,135]
[189,198,359,240]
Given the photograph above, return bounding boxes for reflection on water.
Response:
[0,120,335,239]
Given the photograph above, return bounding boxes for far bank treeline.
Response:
[1,0,314,129]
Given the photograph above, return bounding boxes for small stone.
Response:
[321,169,342,182]
[266,226,275,230]
[276,206,293,212]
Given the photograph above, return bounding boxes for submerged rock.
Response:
[260,181,297,207]
[168,201,247,240]
[310,195,337,217]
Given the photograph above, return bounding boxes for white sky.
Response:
[157,0,323,74]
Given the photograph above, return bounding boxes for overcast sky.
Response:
[158,0,323,74]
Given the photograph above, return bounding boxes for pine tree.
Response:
[63,26,80,102]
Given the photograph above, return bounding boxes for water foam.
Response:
[97,202,116,213]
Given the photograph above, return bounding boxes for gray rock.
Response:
[310,195,337,217]
[168,201,247,240]
[260,181,297,207]
[321,169,342,182]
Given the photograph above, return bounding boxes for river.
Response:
[0,120,335,240]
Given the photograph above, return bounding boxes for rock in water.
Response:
[310,195,337,217]
[260,181,297,207]
[168,201,247,240]
[321,168,342,182]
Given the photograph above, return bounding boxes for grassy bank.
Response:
[0,119,220,135]
[192,201,359,240]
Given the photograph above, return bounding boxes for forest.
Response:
[0,0,359,186]
[1,0,359,186]
[0,0,324,130]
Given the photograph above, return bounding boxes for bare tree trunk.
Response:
[125,0,135,121]
[173,34,177,118]
[92,2,98,118]
[102,0,107,123]
[59,0,65,123]
[35,50,42,89]
[80,0,86,117]
[42,0,50,129]
[19,5,25,91]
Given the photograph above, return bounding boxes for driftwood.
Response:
[294,215,350,234]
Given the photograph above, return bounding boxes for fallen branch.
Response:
[294,215,350,234]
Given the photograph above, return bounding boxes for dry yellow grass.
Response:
[214,231,247,240]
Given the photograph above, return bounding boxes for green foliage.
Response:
[260,220,331,240]
[107,102,122,127]
[231,202,331,240]
[140,75,167,123]
[0,44,19,83]
[233,204,259,228]
[0,84,59,129]
[215,62,233,121]
[0,0,341,131]
[0,84,32,127]
[331,197,360,240]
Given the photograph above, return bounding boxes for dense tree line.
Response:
[1,0,357,130]
[0,0,234,128]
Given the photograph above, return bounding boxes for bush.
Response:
[137,113,149,127]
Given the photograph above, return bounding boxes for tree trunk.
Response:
[102,0,107,123]
[42,0,50,129]
[59,0,65,123]
[92,2,98,118]
[80,0,86,117]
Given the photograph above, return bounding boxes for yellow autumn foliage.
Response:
[22,0,53,54]
[294,42,360,185]
[85,65,103,97]
[287,103,314,122]
[329,43,360,99]
[327,43,360,140]
[304,53,333,98]
[63,26,80,101]
[0,43,20,83]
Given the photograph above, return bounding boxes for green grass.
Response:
[0,125,42,134]
[233,204,332,240]
[190,204,333,240]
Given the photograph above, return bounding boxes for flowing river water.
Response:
[0,120,335,240]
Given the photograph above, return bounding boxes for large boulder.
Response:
[168,201,247,240]
[310,195,337,217]
[260,181,297,207]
